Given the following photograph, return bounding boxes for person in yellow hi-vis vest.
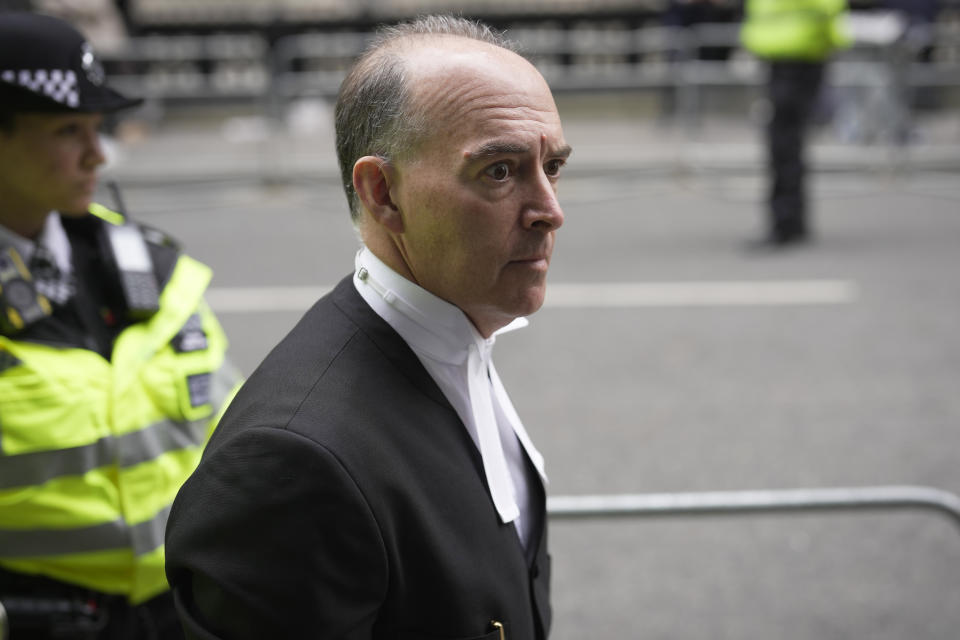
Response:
[741,0,852,247]
[0,11,242,638]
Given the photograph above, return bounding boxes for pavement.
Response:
[99,98,960,639]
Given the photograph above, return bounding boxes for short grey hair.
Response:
[334,15,519,223]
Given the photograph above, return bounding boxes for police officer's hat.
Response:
[0,11,142,113]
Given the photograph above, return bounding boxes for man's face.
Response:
[0,112,105,235]
[386,42,570,337]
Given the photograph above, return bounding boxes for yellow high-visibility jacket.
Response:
[741,0,853,61]
[0,205,241,604]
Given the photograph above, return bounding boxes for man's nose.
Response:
[523,172,564,231]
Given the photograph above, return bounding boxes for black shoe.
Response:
[744,229,811,251]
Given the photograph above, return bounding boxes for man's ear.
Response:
[353,156,404,234]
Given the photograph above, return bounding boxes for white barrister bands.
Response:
[353,248,547,549]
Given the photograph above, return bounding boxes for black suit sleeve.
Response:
[165,427,388,639]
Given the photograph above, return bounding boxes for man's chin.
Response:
[471,284,548,335]
[509,286,548,318]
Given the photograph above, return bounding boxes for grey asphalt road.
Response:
[101,101,960,639]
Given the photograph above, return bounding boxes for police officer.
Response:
[741,0,852,247]
[0,11,241,639]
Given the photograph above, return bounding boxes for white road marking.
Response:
[205,280,857,313]
[205,286,331,313]
[543,280,858,308]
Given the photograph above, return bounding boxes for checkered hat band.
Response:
[1,68,79,108]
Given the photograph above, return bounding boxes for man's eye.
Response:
[545,159,565,177]
[484,162,511,181]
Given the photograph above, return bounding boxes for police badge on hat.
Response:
[80,41,106,87]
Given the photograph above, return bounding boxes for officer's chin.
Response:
[60,200,94,217]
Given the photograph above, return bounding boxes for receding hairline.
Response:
[370,15,520,51]
[355,32,536,146]
[380,29,515,50]
[360,30,526,79]
[390,34,544,103]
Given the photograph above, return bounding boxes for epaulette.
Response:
[139,223,182,253]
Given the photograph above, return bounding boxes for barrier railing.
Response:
[262,22,959,137]
[93,21,960,177]
[99,22,960,105]
[548,485,960,531]
[105,33,270,100]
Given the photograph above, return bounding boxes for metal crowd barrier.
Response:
[99,22,960,106]
[265,31,369,118]
[547,486,960,532]
[104,33,271,101]
[128,0,668,26]
[94,21,960,176]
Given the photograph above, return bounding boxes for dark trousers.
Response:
[766,60,825,240]
[0,567,184,640]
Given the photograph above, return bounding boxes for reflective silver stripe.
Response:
[0,518,126,557]
[117,418,206,470]
[0,505,170,558]
[210,358,243,411]
[0,437,107,489]
[131,504,170,556]
[0,418,207,490]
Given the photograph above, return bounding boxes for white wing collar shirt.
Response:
[353,247,547,549]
